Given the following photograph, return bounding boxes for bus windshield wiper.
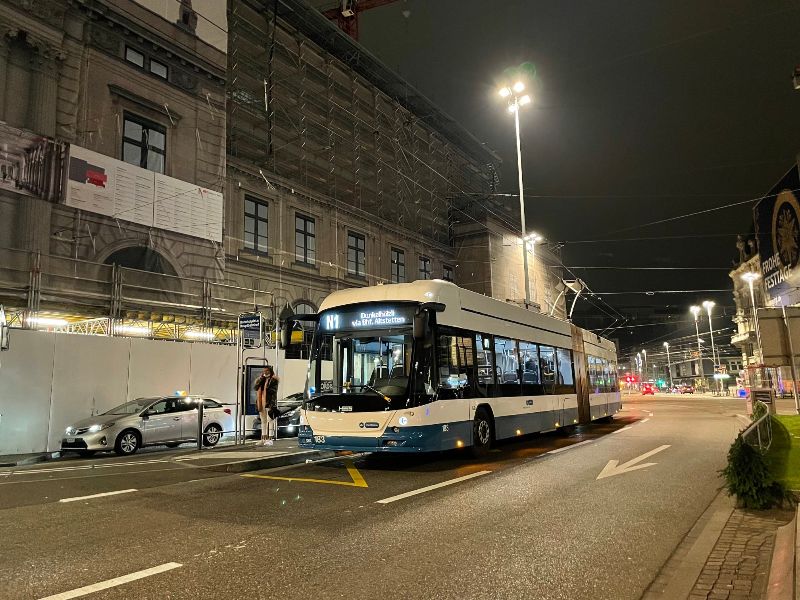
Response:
[362,384,392,405]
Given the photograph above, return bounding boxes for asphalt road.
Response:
[0,396,747,600]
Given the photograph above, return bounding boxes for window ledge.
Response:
[293,260,318,271]
[109,84,183,123]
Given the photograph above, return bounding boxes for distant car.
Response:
[642,384,655,395]
[254,392,304,438]
[61,396,233,457]
[680,385,695,394]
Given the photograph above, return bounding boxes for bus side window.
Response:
[520,341,542,396]
[475,334,495,398]
[539,345,556,395]
[495,337,521,397]
[555,347,576,394]
[436,330,475,399]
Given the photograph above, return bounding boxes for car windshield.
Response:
[104,398,159,415]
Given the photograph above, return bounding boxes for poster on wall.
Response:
[65,145,223,243]
[66,145,154,228]
[754,165,800,306]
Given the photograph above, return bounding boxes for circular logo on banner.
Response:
[772,189,800,269]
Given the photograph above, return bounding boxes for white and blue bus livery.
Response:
[291,280,620,455]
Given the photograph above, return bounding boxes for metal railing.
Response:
[741,400,773,452]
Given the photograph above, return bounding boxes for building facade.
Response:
[0,0,566,348]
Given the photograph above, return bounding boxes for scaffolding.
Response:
[228,0,501,247]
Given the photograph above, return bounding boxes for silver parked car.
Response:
[61,396,234,457]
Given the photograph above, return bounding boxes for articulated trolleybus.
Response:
[293,280,620,455]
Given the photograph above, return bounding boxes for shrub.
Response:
[720,433,794,509]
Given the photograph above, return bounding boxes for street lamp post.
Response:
[642,349,648,383]
[703,300,719,394]
[663,341,673,389]
[636,351,642,390]
[527,233,543,306]
[741,272,764,366]
[690,306,704,391]
[499,82,533,305]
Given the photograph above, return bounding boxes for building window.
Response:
[295,214,316,265]
[122,113,166,173]
[443,265,454,282]
[125,46,145,68]
[244,196,268,254]
[347,232,365,276]
[419,256,431,280]
[390,248,405,283]
[150,59,168,79]
[125,46,169,80]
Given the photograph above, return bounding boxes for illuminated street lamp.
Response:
[740,272,763,364]
[663,342,673,388]
[702,300,719,394]
[690,306,704,390]
[499,80,534,304]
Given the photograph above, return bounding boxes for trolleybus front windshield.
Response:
[307,305,433,411]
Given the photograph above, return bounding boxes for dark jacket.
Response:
[264,375,279,408]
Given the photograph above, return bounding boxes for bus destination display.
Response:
[321,305,415,332]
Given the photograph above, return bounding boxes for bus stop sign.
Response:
[239,313,262,348]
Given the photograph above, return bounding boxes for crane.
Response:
[320,0,401,41]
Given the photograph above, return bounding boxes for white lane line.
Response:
[640,418,650,423]
[612,426,633,434]
[13,459,173,475]
[376,471,491,504]
[546,440,593,454]
[59,489,137,503]
[38,562,182,600]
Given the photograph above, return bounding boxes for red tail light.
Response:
[224,408,231,415]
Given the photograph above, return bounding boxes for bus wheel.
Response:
[471,408,493,457]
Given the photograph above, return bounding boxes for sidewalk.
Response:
[644,490,796,600]
[0,438,334,472]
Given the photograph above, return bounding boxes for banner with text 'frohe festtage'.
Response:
[754,164,800,306]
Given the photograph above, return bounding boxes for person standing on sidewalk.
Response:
[256,366,279,446]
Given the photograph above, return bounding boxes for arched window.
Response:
[293,302,316,316]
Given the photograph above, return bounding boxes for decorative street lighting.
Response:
[690,306,704,391]
[663,341,673,389]
[740,272,763,365]
[702,300,719,394]
[499,80,533,305]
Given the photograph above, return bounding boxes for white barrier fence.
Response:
[0,329,309,455]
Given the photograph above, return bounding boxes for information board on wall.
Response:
[65,145,223,243]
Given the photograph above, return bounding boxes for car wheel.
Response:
[471,408,493,458]
[114,430,140,456]
[77,450,96,458]
[203,424,222,447]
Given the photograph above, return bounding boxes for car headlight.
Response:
[65,426,76,435]
[88,423,114,433]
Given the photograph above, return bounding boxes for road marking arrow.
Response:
[596,444,671,480]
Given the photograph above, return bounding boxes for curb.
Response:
[766,505,797,600]
[0,452,59,468]
[198,449,335,473]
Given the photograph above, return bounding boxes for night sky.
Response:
[359,0,800,352]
